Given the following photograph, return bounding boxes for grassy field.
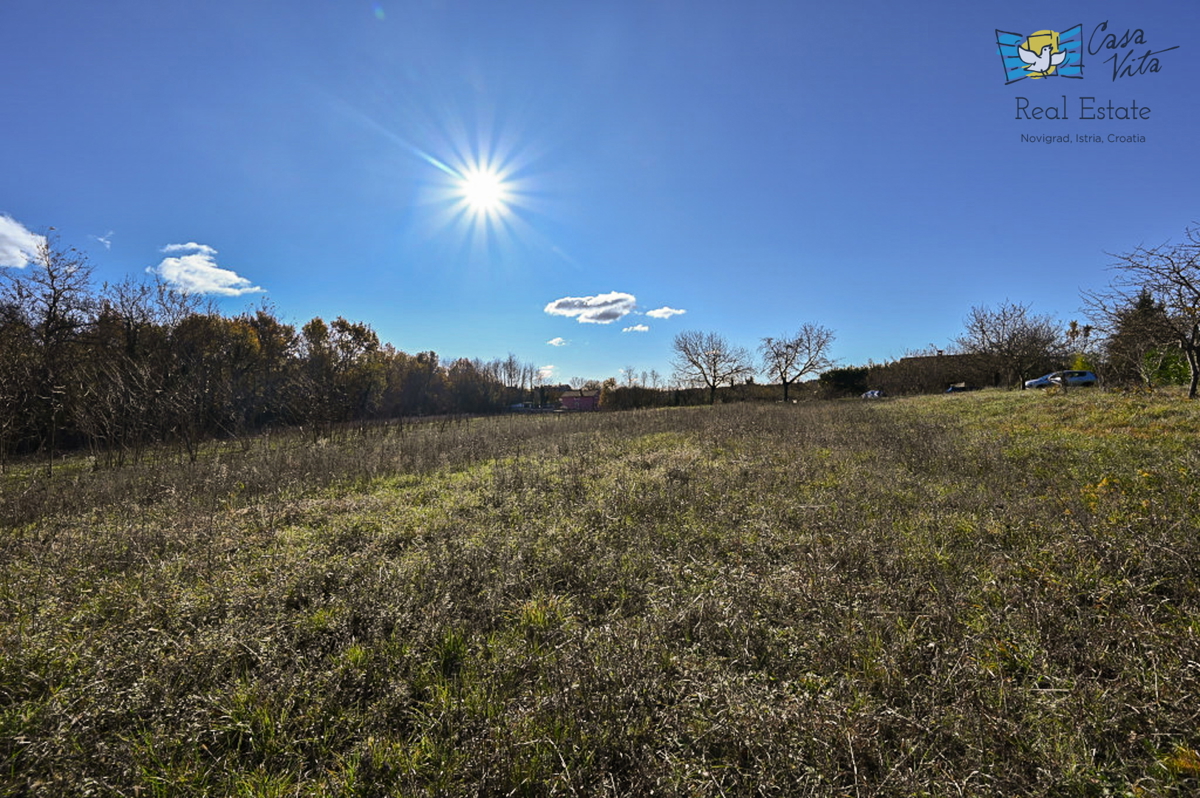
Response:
[2,390,1199,796]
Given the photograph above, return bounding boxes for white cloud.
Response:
[148,243,264,296]
[623,324,650,333]
[544,291,636,324]
[90,231,114,250]
[646,306,687,319]
[547,337,568,347]
[161,242,216,256]
[0,214,46,268]
[538,364,556,381]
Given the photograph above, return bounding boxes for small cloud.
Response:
[544,291,636,324]
[90,231,115,250]
[161,242,217,256]
[623,324,650,333]
[538,364,556,381]
[0,214,46,268]
[547,337,568,347]
[646,306,686,319]
[148,242,264,296]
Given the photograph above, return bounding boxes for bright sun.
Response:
[458,166,510,216]
[399,118,535,258]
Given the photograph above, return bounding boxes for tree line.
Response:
[834,287,1192,399]
[667,224,1200,401]
[6,222,1198,467]
[870,222,1200,398]
[0,237,545,471]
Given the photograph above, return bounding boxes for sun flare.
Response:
[458,166,510,216]
[392,109,542,262]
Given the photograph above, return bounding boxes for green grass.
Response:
[2,393,1199,796]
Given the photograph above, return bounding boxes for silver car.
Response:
[1024,370,1098,389]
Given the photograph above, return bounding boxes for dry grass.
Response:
[2,393,1199,796]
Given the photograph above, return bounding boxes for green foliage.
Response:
[1090,227,1200,397]
[817,365,869,396]
[1100,290,1175,387]
[868,352,997,395]
[3,395,1200,795]
[1070,352,1095,372]
[1148,347,1189,386]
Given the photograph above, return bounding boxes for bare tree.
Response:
[671,330,754,404]
[501,353,521,389]
[1084,226,1200,397]
[1,233,95,473]
[521,361,537,393]
[955,300,1065,389]
[760,323,836,402]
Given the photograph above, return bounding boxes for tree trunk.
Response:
[1187,346,1199,399]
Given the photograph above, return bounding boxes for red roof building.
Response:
[559,389,600,411]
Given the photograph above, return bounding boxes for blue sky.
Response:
[3,1,1198,384]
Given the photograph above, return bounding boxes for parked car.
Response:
[1024,370,1098,389]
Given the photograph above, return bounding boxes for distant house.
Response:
[559,389,600,411]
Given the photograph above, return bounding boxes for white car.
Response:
[1024,370,1098,389]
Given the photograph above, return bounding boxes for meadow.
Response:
[2,390,1199,797]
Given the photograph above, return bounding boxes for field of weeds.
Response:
[3,391,1199,796]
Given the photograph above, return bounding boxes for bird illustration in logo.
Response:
[1018,42,1066,77]
[996,24,1084,83]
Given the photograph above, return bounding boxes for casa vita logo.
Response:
[996,24,1085,84]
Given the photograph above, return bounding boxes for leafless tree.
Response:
[1084,225,1200,397]
[1,233,95,473]
[671,330,754,404]
[521,362,537,393]
[760,323,836,402]
[501,353,521,389]
[955,300,1065,389]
